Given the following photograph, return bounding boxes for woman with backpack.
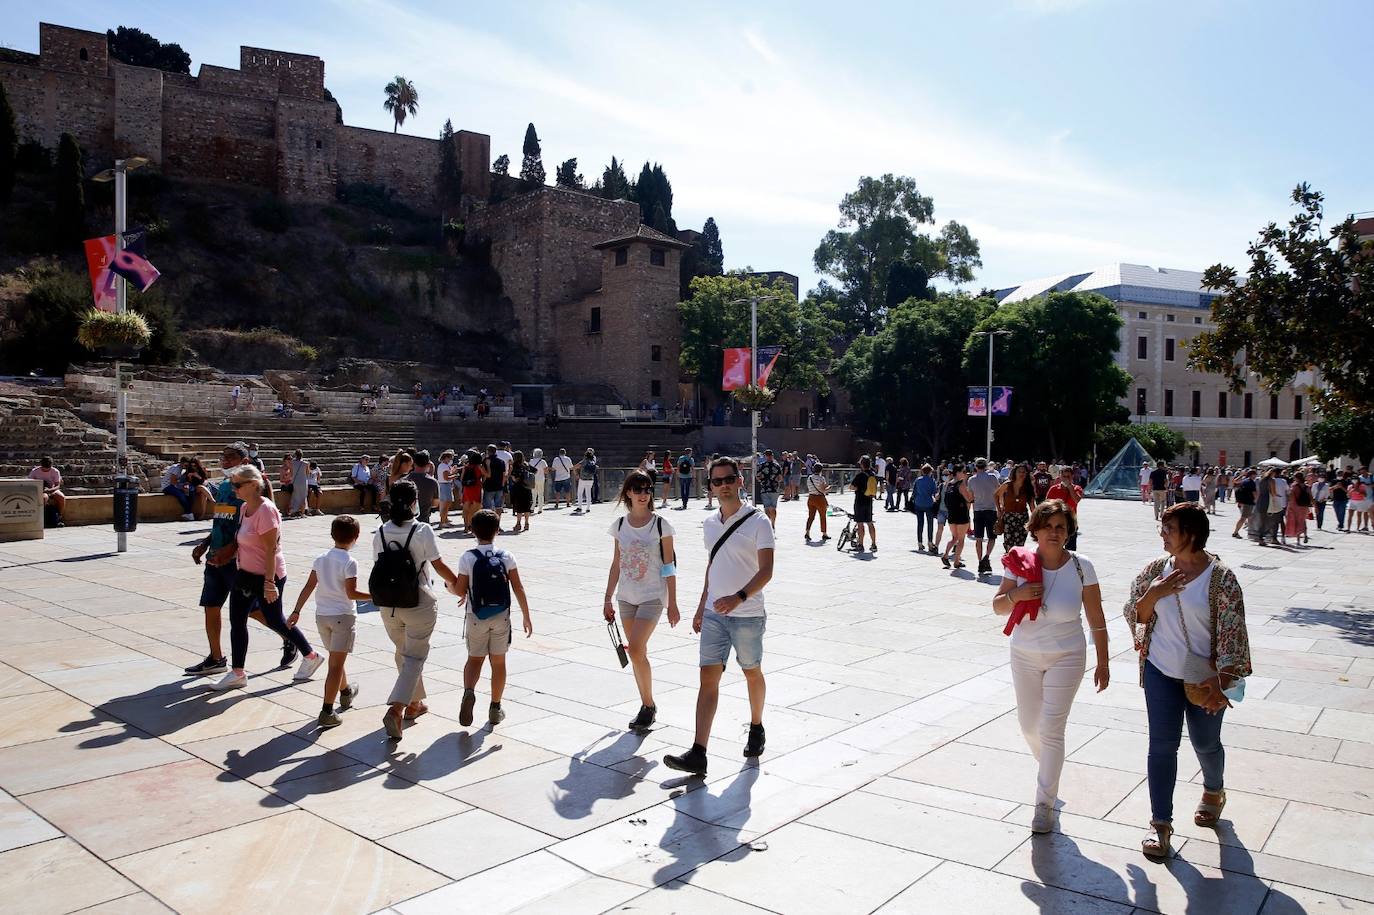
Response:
[508,451,534,533]
[574,448,599,514]
[372,479,460,740]
[604,469,680,731]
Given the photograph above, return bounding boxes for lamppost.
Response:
[978,330,1011,460]
[727,294,779,499]
[92,156,149,554]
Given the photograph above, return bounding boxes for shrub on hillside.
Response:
[249,196,293,233]
[1,262,91,373]
[336,181,415,219]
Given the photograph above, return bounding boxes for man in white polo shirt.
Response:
[664,456,775,776]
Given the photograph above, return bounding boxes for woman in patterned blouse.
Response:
[1123,502,1252,860]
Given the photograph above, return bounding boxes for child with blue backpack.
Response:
[453,509,533,727]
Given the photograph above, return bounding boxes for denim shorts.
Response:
[199,559,237,608]
[699,612,765,670]
[438,482,454,503]
[482,490,504,509]
[760,492,779,509]
[553,479,571,494]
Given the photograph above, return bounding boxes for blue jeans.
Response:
[699,612,765,670]
[680,477,692,508]
[1315,502,1326,529]
[1335,501,1347,529]
[163,484,193,514]
[914,506,936,543]
[1144,659,1226,823]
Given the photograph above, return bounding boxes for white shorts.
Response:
[465,610,512,657]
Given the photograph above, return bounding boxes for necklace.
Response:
[1039,561,1060,616]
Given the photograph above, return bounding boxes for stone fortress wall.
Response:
[0,23,491,211]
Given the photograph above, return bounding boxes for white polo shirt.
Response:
[703,507,774,619]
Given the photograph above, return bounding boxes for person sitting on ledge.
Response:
[29,456,66,527]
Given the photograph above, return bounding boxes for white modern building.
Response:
[996,264,1313,467]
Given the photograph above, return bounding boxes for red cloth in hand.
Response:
[1001,546,1042,636]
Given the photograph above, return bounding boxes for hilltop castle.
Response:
[0,22,684,407]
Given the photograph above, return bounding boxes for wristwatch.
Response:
[735,588,748,601]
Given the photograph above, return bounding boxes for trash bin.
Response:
[114,477,138,533]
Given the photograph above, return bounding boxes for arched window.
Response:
[79,48,88,62]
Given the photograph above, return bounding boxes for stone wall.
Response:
[469,189,641,369]
[196,64,279,100]
[276,95,337,201]
[0,58,115,165]
[161,84,277,187]
[111,61,162,162]
[240,46,324,100]
[335,125,438,211]
[38,23,107,75]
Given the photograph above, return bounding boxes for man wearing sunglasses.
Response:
[664,457,775,775]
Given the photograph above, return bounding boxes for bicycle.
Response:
[834,509,858,552]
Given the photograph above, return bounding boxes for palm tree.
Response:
[383,76,419,133]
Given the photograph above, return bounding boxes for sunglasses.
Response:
[627,485,653,494]
[709,474,739,487]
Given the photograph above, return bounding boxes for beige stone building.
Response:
[997,264,1314,466]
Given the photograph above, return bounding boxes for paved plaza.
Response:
[0,496,1371,914]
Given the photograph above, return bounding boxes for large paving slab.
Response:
[0,494,1371,912]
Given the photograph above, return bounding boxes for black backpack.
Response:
[616,515,675,565]
[678,457,692,474]
[369,525,421,609]
[468,548,511,619]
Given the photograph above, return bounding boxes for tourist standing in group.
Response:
[509,450,534,532]
[639,451,659,507]
[286,449,310,519]
[785,452,803,503]
[756,449,784,529]
[933,467,953,556]
[604,469,680,730]
[482,444,507,520]
[969,458,1002,577]
[993,499,1109,834]
[1182,467,1203,504]
[574,448,598,514]
[1350,475,1372,532]
[890,457,911,512]
[351,454,378,511]
[1149,461,1169,520]
[659,450,674,509]
[408,451,440,526]
[277,453,295,508]
[1123,502,1251,859]
[186,443,249,677]
[1046,466,1084,551]
[1216,468,1231,503]
[1202,468,1218,514]
[550,448,574,509]
[437,450,457,529]
[1232,469,1257,539]
[1139,461,1153,504]
[912,464,939,552]
[1331,474,1349,531]
[849,455,878,553]
[374,480,461,740]
[996,463,1037,551]
[1311,472,1330,530]
[677,448,696,509]
[804,461,830,541]
[1286,473,1311,544]
[529,448,549,514]
[211,465,322,691]
[942,466,973,569]
[663,457,774,775]
[1260,468,1288,546]
[459,449,485,532]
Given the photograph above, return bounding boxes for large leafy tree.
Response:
[554,157,584,189]
[962,290,1131,460]
[382,76,419,133]
[520,123,545,188]
[1309,407,1374,466]
[591,156,632,200]
[1096,422,1186,462]
[680,216,725,299]
[835,293,992,457]
[1189,184,1374,411]
[106,26,191,73]
[0,81,16,205]
[54,132,84,247]
[679,273,840,395]
[436,119,463,214]
[814,174,981,335]
[492,154,510,175]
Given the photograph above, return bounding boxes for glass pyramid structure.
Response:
[1086,437,1154,500]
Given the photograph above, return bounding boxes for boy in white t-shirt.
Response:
[290,515,370,728]
[452,510,533,727]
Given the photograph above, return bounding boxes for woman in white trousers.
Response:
[993,499,1110,834]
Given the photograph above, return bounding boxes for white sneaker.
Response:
[181,513,195,521]
[210,670,247,691]
[294,653,325,681]
[1031,804,1056,834]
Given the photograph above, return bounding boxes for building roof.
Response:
[995,263,1218,309]
[593,224,690,250]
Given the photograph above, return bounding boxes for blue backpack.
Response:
[468,548,511,619]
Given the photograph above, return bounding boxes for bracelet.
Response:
[1089,625,1108,632]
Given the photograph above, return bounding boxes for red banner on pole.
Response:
[722,347,750,390]
[83,235,118,311]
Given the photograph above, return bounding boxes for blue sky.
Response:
[5,1,1370,295]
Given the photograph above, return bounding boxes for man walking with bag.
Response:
[664,457,775,775]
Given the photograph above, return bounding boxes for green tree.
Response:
[554,157,584,189]
[678,273,840,395]
[1309,407,1374,466]
[492,154,510,176]
[1189,184,1374,411]
[962,290,1131,460]
[1096,422,1185,462]
[885,261,931,308]
[592,156,632,199]
[106,26,191,73]
[836,293,993,456]
[53,132,84,247]
[382,75,419,133]
[631,162,675,230]
[0,81,16,205]
[680,216,725,299]
[814,174,982,335]
[519,123,545,188]
[436,119,463,214]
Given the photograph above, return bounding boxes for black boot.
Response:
[629,705,657,731]
[744,723,766,758]
[663,743,708,775]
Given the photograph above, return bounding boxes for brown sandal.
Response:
[1194,789,1227,827]
[403,702,429,721]
[1142,820,1173,859]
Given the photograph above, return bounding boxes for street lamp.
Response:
[726,295,779,499]
[978,330,1011,460]
[91,156,149,554]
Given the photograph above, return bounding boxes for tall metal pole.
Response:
[114,161,129,553]
[985,332,994,460]
[750,295,758,501]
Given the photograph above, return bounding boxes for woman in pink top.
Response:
[211,465,322,691]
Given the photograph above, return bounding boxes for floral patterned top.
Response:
[1122,552,1252,686]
